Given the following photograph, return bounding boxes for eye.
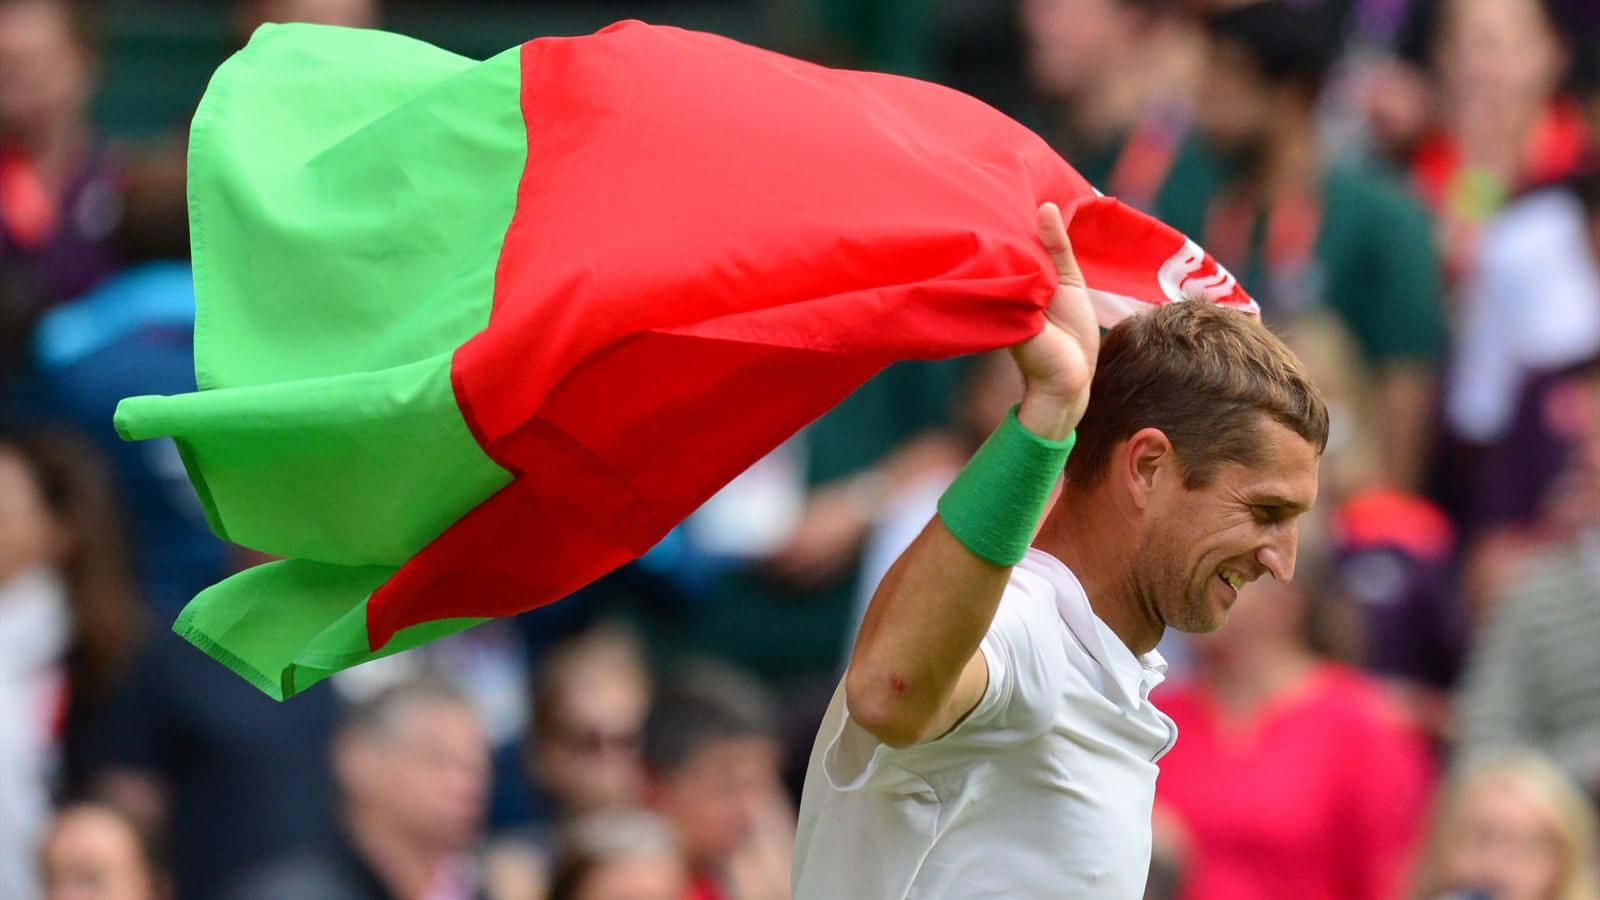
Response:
[1252,505,1286,524]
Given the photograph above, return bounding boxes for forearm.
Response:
[845,394,1076,747]
[842,201,1094,747]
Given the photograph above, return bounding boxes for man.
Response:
[1022,0,1220,235]
[646,663,792,900]
[481,626,652,900]
[1454,290,1600,799]
[1188,1,1442,490]
[793,204,1328,898]
[225,678,492,900]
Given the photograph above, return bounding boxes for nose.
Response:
[1256,523,1298,582]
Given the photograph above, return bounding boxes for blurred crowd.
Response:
[2,0,1600,898]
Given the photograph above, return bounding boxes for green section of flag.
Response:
[173,559,484,700]
[188,23,527,389]
[116,353,508,564]
[113,24,531,696]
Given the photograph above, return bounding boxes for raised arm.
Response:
[844,203,1099,748]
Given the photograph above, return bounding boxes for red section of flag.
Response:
[364,22,1253,648]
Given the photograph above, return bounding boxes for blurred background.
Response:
[2,0,1599,898]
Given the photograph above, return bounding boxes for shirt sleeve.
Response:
[822,572,1066,792]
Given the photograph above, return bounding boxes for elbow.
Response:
[845,665,931,748]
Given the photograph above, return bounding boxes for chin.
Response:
[1170,594,1231,634]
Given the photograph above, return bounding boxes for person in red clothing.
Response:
[643,663,790,900]
[1153,568,1435,900]
[1408,0,1585,278]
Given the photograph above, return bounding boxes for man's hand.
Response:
[1010,203,1099,441]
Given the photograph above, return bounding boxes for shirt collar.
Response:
[1025,548,1168,705]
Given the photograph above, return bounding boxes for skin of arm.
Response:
[844,203,1100,748]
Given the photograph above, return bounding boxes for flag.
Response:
[115,20,1253,699]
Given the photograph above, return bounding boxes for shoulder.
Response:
[988,552,1077,653]
[1480,188,1590,273]
[1331,167,1429,233]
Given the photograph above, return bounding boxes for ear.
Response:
[1120,427,1176,511]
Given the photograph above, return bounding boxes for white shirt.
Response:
[793,549,1176,899]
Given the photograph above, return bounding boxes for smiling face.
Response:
[1132,416,1320,635]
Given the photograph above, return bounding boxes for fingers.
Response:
[1037,202,1086,289]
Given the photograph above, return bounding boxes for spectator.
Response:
[1154,573,1435,900]
[1448,333,1600,794]
[528,626,651,829]
[39,801,170,900]
[645,663,791,900]
[1021,0,1220,235]
[1329,488,1464,743]
[0,429,142,900]
[485,625,652,900]
[1410,752,1600,900]
[91,639,341,898]
[225,678,492,900]
[1409,0,1584,278]
[1439,166,1600,544]
[1190,0,1446,491]
[546,810,688,900]
[0,0,122,310]
[1452,529,1600,797]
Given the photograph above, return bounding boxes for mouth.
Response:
[1216,568,1247,599]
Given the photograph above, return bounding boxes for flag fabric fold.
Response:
[115,19,1253,699]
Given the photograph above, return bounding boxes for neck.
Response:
[1202,641,1315,714]
[1267,113,1318,199]
[346,808,452,900]
[1245,112,1321,204]
[1036,484,1163,655]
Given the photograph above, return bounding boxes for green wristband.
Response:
[937,407,1075,567]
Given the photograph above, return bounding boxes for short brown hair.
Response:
[1065,303,1328,489]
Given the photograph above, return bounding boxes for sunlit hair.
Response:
[1411,751,1600,900]
[1065,302,1329,490]
[340,675,474,744]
